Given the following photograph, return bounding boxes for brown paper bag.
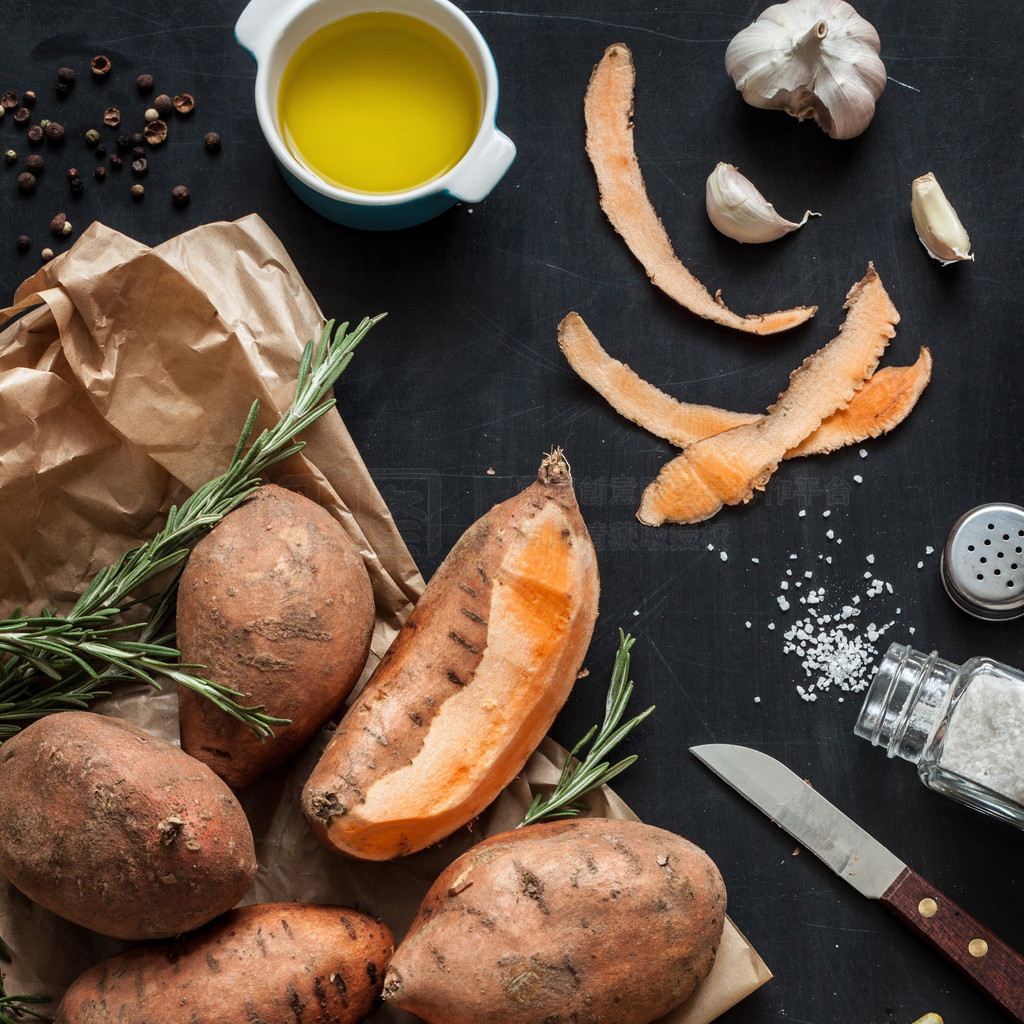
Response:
[0,216,770,1019]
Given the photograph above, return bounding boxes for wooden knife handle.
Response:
[881,866,1024,1021]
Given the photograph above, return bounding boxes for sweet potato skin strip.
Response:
[788,348,932,457]
[558,311,930,457]
[558,312,759,445]
[585,43,817,336]
[636,265,899,525]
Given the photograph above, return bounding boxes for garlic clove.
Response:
[706,162,817,244]
[725,0,886,140]
[911,172,973,265]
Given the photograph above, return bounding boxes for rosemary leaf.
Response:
[518,630,654,828]
[0,315,381,741]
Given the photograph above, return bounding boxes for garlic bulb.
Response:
[911,172,973,265]
[706,162,817,244]
[725,0,886,140]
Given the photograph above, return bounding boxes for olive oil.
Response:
[278,12,482,194]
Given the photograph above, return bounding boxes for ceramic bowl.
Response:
[236,0,516,230]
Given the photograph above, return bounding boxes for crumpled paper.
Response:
[0,215,770,1020]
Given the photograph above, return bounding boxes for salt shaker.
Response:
[855,641,1024,829]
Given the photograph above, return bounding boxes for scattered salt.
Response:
[799,509,806,518]
[822,510,831,518]
[853,475,863,484]
[720,551,728,562]
[866,554,875,564]
[859,449,868,458]
[777,595,790,611]
[925,546,934,555]
[826,529,835,539]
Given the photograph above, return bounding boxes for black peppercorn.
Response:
[94,165,107,181]
[131,157,148,176]
[109,153,123,169]
[26,125,44,146]
[55,82,69,97]
[57,67,76,85]
[130,132,145,148]
[144,119,167,145]
[25,153,44,174]
[171,184,190,206]
[16,234,30,251]
[204,131,222,152]
[69,177,84,196]
[0,91,18,110]
[13,107,30,126]
[153,94,173,118]
[115,134,132,153]
[22,90,36,108]
[45,122,65,144]
[50,212,69,236]
[17,171,36,192]
[95,143,106,158]
[131,145,145,160]
[137,73,154,94]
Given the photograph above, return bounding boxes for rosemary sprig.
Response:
[0,316,381,741]
[519,630,654,828]
[0,935,52,1024]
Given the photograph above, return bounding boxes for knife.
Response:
[691,743,1024,1021]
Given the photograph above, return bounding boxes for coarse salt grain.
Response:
[720,551,728,561]
[775,555,903,702]
[853,475,863,484]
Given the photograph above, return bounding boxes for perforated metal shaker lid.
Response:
[941,503,1024,620]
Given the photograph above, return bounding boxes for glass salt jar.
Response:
[855,641,1024,830]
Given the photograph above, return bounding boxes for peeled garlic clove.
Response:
[706,162,817,244]
[725,0,886,140]
[911,173,972,265]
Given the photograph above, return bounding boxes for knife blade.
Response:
[691,743,1024,1021]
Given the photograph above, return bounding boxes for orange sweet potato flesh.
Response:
[383,818,727,1024]
[585,43,816,336]
[301,450,600,861]
[788,348,932,457]
[177,484,375,790]
[54,903,395,1024]
[0,711,256,940]
[558,311,931,456]
[637,264,900,525]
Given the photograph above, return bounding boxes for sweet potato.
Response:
[0,711,256,939]
[585,43,816,335]
[383,818,727,1024]
[637,264,900,525]
[302,450,600,861]
[177,483,375,789]
[54,902,395,1024]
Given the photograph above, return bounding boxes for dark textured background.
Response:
[2,1,1022,1021]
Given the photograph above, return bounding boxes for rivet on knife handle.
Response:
[881,866,1024,1021]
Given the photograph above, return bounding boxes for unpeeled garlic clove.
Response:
[705,162,817,244]
[911,172,973,265]
[725,0,886,140]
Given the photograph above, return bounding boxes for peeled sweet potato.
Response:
[301,450,600,860]
[0,711,256,940]
[54,902,395,1024]
[177,483,375,789]
[383,818,727,1024]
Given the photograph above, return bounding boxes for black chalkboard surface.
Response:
[1,2,1022,1021]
